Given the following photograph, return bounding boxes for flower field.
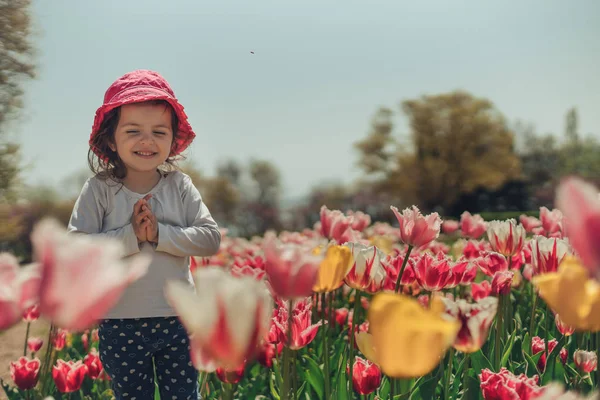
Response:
[2,176,600,399]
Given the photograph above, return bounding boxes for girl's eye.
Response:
[126,130,139,134]
[154,131,167,136]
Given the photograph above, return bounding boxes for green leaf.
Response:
[463,369,484,400]
[470,350,493,374]
[501,326,518,368]
[296,381,307,399]
[378,377,390,399]
[301,355,324,400]
[523,351,542,376]
[269,373,281,400]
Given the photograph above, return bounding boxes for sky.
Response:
[11,0,600,201]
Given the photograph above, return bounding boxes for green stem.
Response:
[222,383,234,400]
[495,293,505,371]
[291,350,297,399]
[389,377,395,399]
[544,306,550,373]
[394,245,414,292]
[282,300,294,400]
[79,389,85,399]
[349,290,362,398]
[198,371,208,398]
[462,354,471,397]
[444,348,455,400]
[529,290,538,337]
[321,293,331,400]
[596,332,600,387]
[22,322,31,357]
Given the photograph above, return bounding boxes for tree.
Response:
[244,159,282,235]
[355,91,522,214]
[354,107,396,177]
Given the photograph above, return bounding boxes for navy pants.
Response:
[98,316,199,400]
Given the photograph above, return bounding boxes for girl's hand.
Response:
[132,197,152,243]
[142,202,159,244]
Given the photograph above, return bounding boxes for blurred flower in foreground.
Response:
[0,253,41,330]
[442,296,497,353]
[312,244,354,293]
[165,266,273,370]
[367,293,459,378]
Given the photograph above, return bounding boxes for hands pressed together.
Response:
[132,194,158,244]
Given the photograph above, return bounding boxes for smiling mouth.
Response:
[134,151,157,157]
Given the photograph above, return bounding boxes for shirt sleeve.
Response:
[67,178,140,257]
[155,176,222,257]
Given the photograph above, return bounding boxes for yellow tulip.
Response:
[367,293,460,378]
[369,236,395,255]
[532,256,600,332]
[355,331,378,365]
[312,245,354,293]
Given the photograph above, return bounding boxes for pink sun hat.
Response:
[89,69,196,157]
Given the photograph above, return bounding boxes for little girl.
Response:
[68,69,221,399]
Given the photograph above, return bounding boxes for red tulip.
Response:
[475,252,509,277]
[347,210,372,232]
[479,368,543,399]
[486,219,526,257]
[270,298,321,350]
[344,243,387,293]
[411,252,454,291]
[10,357,40,390]
[31,218,151,331]
[390,205,441,248]
[27,337,44,353]
[262,232,320,299]
[530,236,570,275]
[574,350,597,373]
[165,266,272,370]
[491,270,514,295]
[216,362,246,384]
[555,177,600,277]
[52,328,67,350]
[52,359,88,393]
[554,314,575,337]
[442,297,498,353]
[335,307,350,327]
[447,258,476,288]
[531,336,560,372]
[350,357,381,395]
[462,240,490,259]
[539,206,564,238]
[257,341,283,368]
[460,212,487,239]
[0,253,41,330]
[471,280,492,301]
[22,304,40,322]
[83,348,103,379]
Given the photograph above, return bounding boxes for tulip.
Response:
[30,218,151,331]
[555,177,600,278]
[355,331,377,365]
[367,293,459,378]
[460,212,487,239]
[165,266,273,370]
[442,220,459,234]
[479,368,543,399]
[536,383,598,399]
[270,298,321,350]
[487,219,526,257]
[350,356,381,395]
[263,233,321,299]
[312,244,354,293]
[491,270,514,295]
[555,314,575,337]
[475,252,509,277]
[52,359,88,393]
[411,252,454,292]
[334,307,350,327]
[320,205,355,244]
[216,362,246,384]
[52,328,67,351]
[27,337,44,353]
[347,210,372,232]
[83,348,103,379]
[532,256,600,331]
[531,336,561,372]
[22,304,40,322]
[442,297,498,353]
[539,206,564,238]
[344,242,387,293]
[471,280,493,301]
[390,205,441,248]
[574,350,598,373]
[0,253,41,330]
[446,258,476,288]
[257,342,283,368]
[10,356,40,390]
[530,236,570,275]
[520,214,542,233]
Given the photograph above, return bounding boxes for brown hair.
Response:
[87,100,184,182]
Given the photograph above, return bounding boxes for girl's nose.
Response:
[139,131,155,144]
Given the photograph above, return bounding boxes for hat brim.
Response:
[89,85,195,157]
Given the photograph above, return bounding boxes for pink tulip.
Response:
[346,210,372,232]
[486,219,526,257]
[539,206,565,238]
[10,356,40,390]
[410,252,454,291]
[574,350,598,373]
[0,253,41,330]
[27,337,44,353]
[319,205,355,243]
[519,215,542,233]
[165,266,273,370]
[270,298,321,350]
[52,359,88,393]
[30,218,150,331]
[390,205,441,248]
[344,242,388,293]
[442,220,460,234]
[460,212,487,239]
[262,232,321,299]
[491,270,514,295]
[555,177,600,277]
[475,252,509,277]
[471,280,492,301]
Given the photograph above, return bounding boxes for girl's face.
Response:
[110,102,174,175]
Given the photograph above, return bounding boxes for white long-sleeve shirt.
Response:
[67,170,221,319]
